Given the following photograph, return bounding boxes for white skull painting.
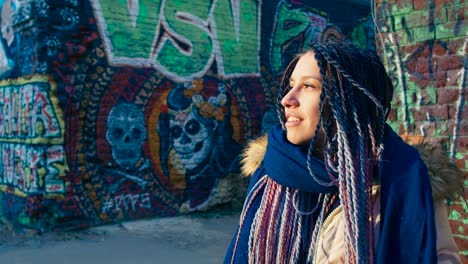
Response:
[106,103,147,169]
[169,108,215,171]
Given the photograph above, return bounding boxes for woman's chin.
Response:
[286,134,311,146]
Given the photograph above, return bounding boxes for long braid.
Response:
[307,193,332,262]
[314,52,357,262]
[350,87,371,263]
[250,178,276,263]
[265,181,284,263]
[276,188,292,263]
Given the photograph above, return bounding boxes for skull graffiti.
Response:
[106,103,147,169]
[169,108,215,171]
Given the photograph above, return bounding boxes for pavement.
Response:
[0,212,240,264]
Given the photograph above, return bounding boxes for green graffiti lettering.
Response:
[156,0,212,78]
[270,2,311,72]
[213,0,260,76]
[96,0,161,58]
[449,210,461,220]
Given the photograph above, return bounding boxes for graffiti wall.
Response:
[0,0,465,257]
[374,0,467,259]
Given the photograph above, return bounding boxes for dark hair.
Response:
[277,41,394,262]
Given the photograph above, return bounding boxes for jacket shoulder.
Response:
[411,144,465,201]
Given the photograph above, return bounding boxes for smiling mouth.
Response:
[287,116,301,122]
[285,115,302,126]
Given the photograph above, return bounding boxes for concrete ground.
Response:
[0,212,240,264]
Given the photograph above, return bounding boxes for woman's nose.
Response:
[281,88,299,108]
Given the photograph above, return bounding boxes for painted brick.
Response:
[392,93,403,106]
[411,107,427,121]
[463,105,468,120]
[419,71,448,88]
[391,1,415,15]
[413,0,428,10]
[437,87,460,104]
[411,26,437,43]
[409,89,420,104]
[424,105,451,119]
[417,57,430,72]
[447,37,468,55]
[421,87,438,104]
[447,5,466,21]
[406,55,417,71]
[437,71,449,87]
[458,120,468,135]
[455,156,468,170]
[456,136,468,149]
[448,103,457,118]
[417,121,436,136]
[433,42,449,55]
[436,20,468,38]
[381,31,411,45]
[438,119,452,134]
[404,8,448,29]
[392,15,405,32]
[375,2,393,17]
[401,43,420,54]
[437,55,464,71]
[445,120,458,135]
[388,109,398,120]
[434,0,447,8]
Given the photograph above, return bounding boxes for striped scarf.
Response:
[246,176,339,263]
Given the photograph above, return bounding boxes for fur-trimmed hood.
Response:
[240,134,465,201]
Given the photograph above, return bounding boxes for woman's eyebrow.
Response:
[289,75,322,84]
[302,74,322,80]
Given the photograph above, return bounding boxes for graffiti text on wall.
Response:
[270,1,327,73]
[0,77,66,196]
[90,0,261,81]
[102,192,152,214]
[269,0,375,73]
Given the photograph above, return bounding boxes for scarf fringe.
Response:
[232,177,337,264]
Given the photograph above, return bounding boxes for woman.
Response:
[225,42,462,263]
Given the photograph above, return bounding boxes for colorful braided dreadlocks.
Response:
[274,42,394,263]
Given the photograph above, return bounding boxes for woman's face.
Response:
[281,51,322,146]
